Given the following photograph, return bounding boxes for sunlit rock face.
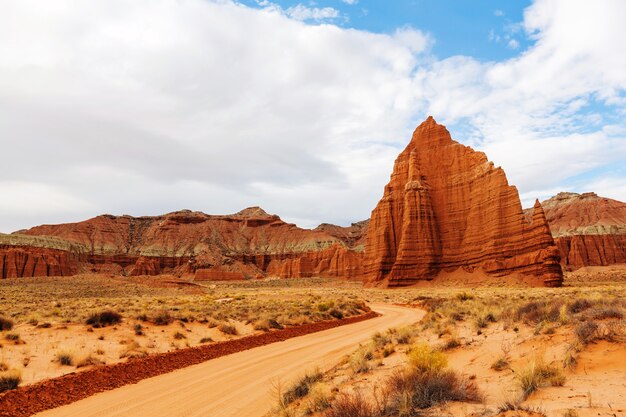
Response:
[364,116,563,287]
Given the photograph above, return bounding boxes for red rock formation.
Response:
[265,245,363,279]
[364,116,563,287]
[0,246,79,279]
[3,208,364,279]
[526,192,626,269]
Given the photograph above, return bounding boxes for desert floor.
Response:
[1,265,626,417]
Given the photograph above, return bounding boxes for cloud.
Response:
[0,0,624,232]
[494,9,504,17]
[506,39,520,49]
[417,0,626,207]
[0,0,431,231]
[342,0,358,4]
[256,2,342,22]
[285,4,340,22]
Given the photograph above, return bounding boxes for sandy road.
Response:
[35,304,423,417]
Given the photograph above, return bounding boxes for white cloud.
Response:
[494,9,504,17]
[0,0,431,232]
[342,0,358,4]
[285,4,340,22]
[507,38,520,49]
[0,0,625,232]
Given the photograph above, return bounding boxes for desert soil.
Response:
[33,304,423,417]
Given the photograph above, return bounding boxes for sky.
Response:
[0,0,625,232]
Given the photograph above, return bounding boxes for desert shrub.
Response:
[86,310,122,328]
[318,302,333,312]
[350,344,374,374]
[516,301,562,324]
[4,333,20,342]
[254,318,283,332]
[590,307,623,320]
[456,291,474,301]
[306,383,332,413]
[562,409,579,417]
[324,393,377,417]
[0,316,14,331]
[395,326,416,344]
[218,323,238,335]
[329,309,344,320]
[0,370,21,393]
[76,354,104,368]
[575,321,599,344]
[407,343,447,373]
[475,316,489,329]
[491,356,510,371]
[134,324,144,336]
[371,331,392,349]
[199,336,213,343]
[173,331,187,340]
[55,351,74,366]
[253,321,270,331]
[568,298,593,314]
[0,362,7,372]
[517,361,565,399]
[386,367,482,411]
[440,338,461,351]
[120,341,147,359]
[282,369,324,405]
[153,310,173,326]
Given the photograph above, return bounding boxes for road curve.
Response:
[36,304,424,417]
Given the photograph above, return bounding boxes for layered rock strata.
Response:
[526,192,626,269]
[364,116,563,287]
[1,208,366,279]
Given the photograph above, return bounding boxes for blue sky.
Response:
[0,0,625,231]
[242,0,534,60]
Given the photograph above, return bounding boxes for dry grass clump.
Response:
[55,350,74,366]
[305,382,333,413]
[282,369,324,406]
[324,392,377,417]
[349,344,374,374]
[516,359,565,399]
[218,323,238,335]
[407,343,447,373]
[75,353,105,368]
[0,316,14,331]
[323,342,481,417]
[491,356,510,371]
[4,332,22,344]
[575,321,599,344]
[85,310,122,328]
[119,341,148,359]
[152,310,173,326]
[173,331,187,340]
[385,366,482,412]
[254,318,284,332]
[0,369,21,393]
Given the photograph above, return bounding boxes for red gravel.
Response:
[0,311,378,417]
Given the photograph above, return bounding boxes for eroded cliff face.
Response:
[364,116,563,287]
[1,208,366,279]
[527,192,626,269]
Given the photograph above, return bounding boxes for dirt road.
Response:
[35,304,423,417]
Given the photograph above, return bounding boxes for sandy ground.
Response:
[34,304,424,417]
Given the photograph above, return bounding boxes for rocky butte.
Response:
[527,192,626,269]
[363,116,563,287]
